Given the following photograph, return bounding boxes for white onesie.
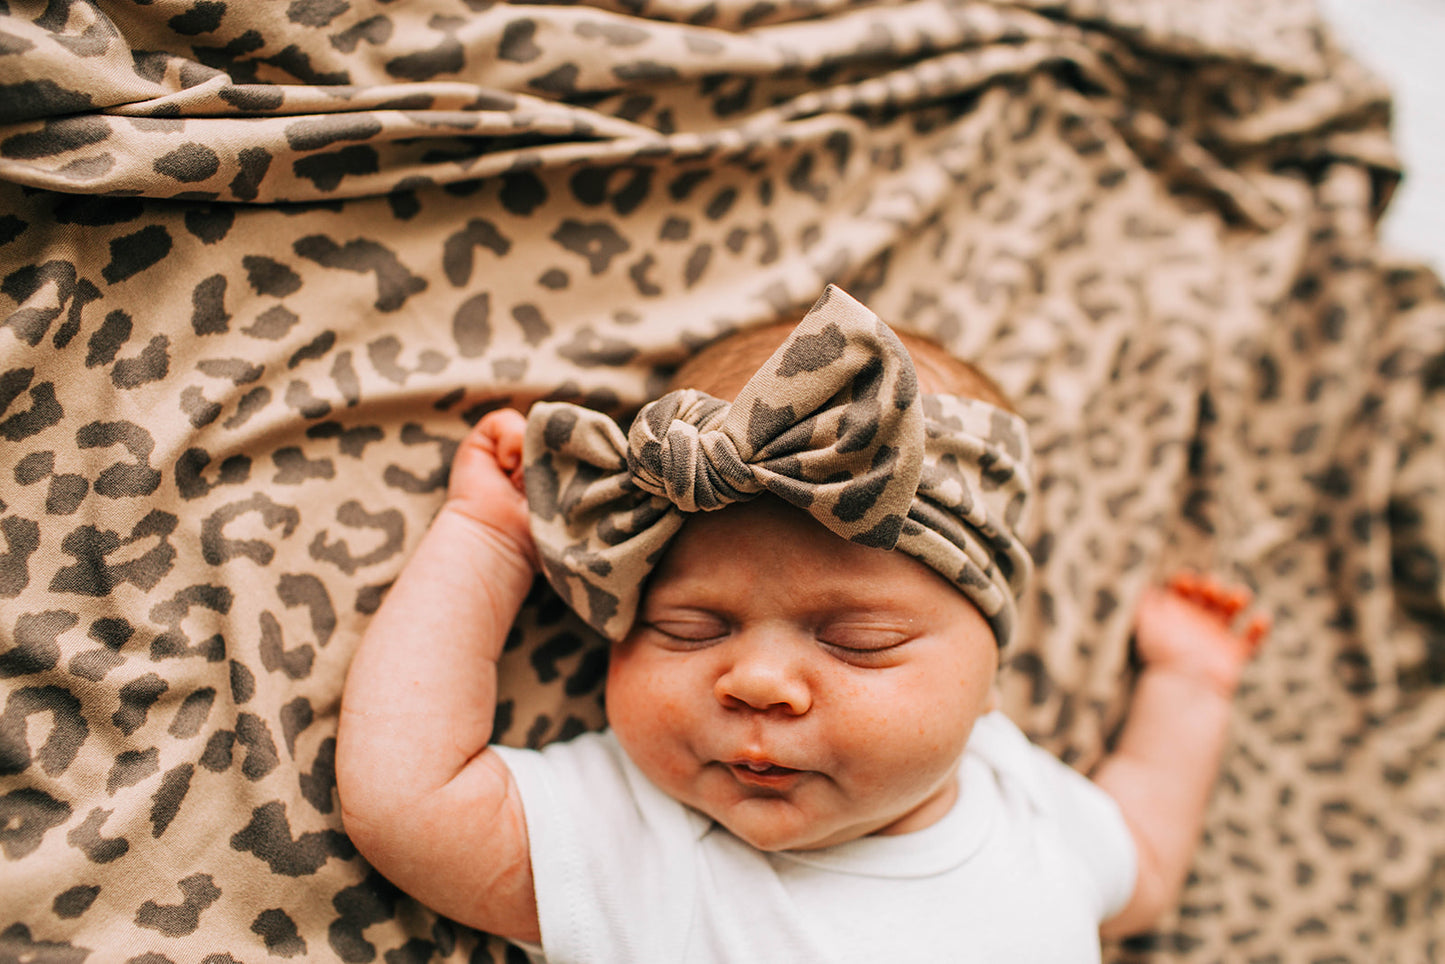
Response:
[492,710,1136,963]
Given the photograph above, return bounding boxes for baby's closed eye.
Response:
[816,621,916,664]
[639,611,729,646]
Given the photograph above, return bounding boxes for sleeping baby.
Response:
[335,284,1267,962]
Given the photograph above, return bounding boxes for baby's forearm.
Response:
[336,505,535,822]
[1092,666,1236,936]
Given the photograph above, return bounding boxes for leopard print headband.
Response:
[522,285,1034,646]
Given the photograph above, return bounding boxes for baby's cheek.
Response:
[607,657,682,742]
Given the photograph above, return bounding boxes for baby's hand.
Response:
[443,408,536,570]
[1133,572,1269,698]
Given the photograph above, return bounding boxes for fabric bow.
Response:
[523,284,1034,646]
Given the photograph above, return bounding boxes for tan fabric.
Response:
[1,1,1442,962]
[523,283,1033,644]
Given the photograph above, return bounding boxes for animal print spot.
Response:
[230,147,272,201]
[219,85,286,111]
[614,60,678,82]
[778,321,847,375]
[200,494,300,566]
[67,617,131,680]
[442,218,511,286]
[287,330,336,369]
[0,373,62,442]
[280,696,314,756]
[0,787,72,859]
[55,154,115,182]
[0,610,76,678]
[169,689,217,739]
[499,19,541,62]
[367,336,447,385]
[293,144,379,191]
[114,673,168,736]
[136,872,221,936]
[288,0,348,27]
[253,908,307,956]
[245,255,299,302]
[552,219,630,275]
[298,737,337,814]
[109,335,171,389]
[53,884,100,919]
[168,2,226,36]
[577,19,649,45]
[0,116,109,160]
[386,15,465,79]
[832,469,890,524]
[107,747,160,794]
[272,446,334,485]
[307,421,383,457]
[500,170,547,215]
[184,205,234,244]
[331,15,392,53]
[77,421,162,496]
[67,807,129,863]
[0,214,25,246]
[558,327,637,367]
[293,235,427,311]
[230,800,353,875]
[1,684,88,776]
[154,143,221,183]
[309,500,405,573]
[232,713,280,780]
[189,275,232,334]
[150,764,193,836]
[452,293,491,358]
[328,874,404,961]
[101,226,172,284]
[571,166,653,216]
[284,114,383,152]
[258,611,314,679]
[3,259,85,347]
[52,196,144,227]
[512,302,552,346]
[0,80,95,125]
[175,447,252,499]
[246,305,300,339]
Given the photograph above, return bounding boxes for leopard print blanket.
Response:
[2,1,1442,962]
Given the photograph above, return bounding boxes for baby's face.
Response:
[606,497,999,852]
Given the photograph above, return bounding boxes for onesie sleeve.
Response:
[969,712,1138,923]
[490,731,706,963]
[1029,740,1139,921]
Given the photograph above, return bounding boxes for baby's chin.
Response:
[706,806,884,853]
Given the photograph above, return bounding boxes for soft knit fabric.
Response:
[491,712,1135,963]
[523,284,1034,645]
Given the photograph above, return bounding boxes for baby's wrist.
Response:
[1137,656,1243,703]
[436,499,538,577]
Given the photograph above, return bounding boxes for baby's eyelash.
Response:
[642,617,728,645]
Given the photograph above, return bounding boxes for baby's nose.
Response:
[714,636,811,716]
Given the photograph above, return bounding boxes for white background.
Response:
[1318,0,1444,272]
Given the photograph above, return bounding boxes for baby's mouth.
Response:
[725,759,805,788]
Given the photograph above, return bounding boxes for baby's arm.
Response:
[335,409,541,942]
[1093,573,1269,938]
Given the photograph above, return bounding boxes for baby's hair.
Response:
[669,320,1016,411]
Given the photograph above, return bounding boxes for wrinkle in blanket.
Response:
[0,1,1442,962]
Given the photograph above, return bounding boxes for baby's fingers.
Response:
[1241,612,1271,654]
[479,408,528,491]
[1169,571,1251,621]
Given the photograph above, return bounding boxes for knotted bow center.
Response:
[626,392,762,512]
